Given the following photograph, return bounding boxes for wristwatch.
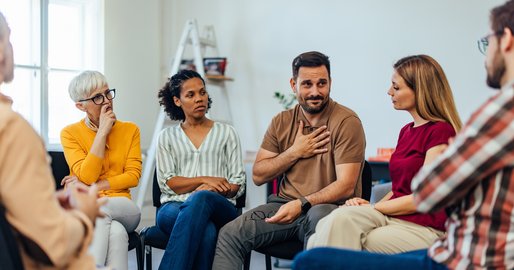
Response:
[299,197,311,213]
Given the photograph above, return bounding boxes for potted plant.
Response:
[273,91,296,110]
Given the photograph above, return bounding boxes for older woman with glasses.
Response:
[60,70,142,270]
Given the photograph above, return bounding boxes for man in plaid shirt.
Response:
[293,1,514,269]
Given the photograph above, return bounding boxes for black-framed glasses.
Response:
[478,31,504,55]
[79,89,116,105]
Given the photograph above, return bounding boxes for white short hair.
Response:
[68,70,108,102]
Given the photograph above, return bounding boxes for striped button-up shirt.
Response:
[156,122,246,205]
[412,82,514,270]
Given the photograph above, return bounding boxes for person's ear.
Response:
[501,27,514,53]
[290,77,297,94]
[173,96,181,107]
[75,102,86,112]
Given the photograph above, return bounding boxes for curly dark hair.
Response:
[158,69,212,121]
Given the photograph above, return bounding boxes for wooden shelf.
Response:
[206,75,233,81]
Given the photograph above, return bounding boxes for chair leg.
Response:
[136,242,143,270]
[243,252,251,270]
[265,254,272,270]
[145,246,152,270]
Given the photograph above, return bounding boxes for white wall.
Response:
[159,0,504,157]
[104,0,505,156]
[104,0,162,149]
[104,0,505,208]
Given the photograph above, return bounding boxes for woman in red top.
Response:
[307,55,462,254]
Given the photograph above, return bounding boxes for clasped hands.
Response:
[194,177,236,198]
[58,175,106,224]
[344,197,370,206]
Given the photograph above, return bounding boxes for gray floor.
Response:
[126,161,294,269]
[126,205,292,270]
[128,248,291,270]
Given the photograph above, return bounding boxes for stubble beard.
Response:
[486,48,506,89]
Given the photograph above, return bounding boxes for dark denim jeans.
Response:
[156,191,237,270]
[292,248,449,270]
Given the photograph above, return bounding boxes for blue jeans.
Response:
[156,191,237,270]
[292,248,449,270]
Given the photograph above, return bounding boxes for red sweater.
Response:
[389,121,455,231]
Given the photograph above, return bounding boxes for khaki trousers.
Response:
[307,205,443,254]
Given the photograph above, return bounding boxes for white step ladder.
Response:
[136,19,232,209]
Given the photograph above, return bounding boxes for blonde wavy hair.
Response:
[394,55,462,132]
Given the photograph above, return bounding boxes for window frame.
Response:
[6,0,104,150]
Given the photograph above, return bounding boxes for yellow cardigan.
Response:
[61,119,142,198]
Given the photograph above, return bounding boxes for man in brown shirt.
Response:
[213,51,365,269]
[0,11,103,269]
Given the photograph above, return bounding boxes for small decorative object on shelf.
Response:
[205,75,233,81]
[368,147,395,162]
[203,57,227,76]
[179,59,196,71]
[273,91,297,110]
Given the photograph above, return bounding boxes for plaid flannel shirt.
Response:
[412,81,514,270]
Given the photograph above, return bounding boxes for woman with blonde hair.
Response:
[307,54,461,254]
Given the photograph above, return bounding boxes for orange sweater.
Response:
[61,119,142,198]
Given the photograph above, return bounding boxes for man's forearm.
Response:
[305,179,355,205]
[253,148,299,185]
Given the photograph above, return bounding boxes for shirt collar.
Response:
[502,78,514,91]
[296,98,335,130]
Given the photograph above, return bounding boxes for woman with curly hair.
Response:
[156,69,246,270]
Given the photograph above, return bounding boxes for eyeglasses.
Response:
[477,31,504,55]
[79,89,116,105]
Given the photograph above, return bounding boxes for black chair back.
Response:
[0,205,24,270]
[48,151,70,190]
[362,161,373,201]
[152,170,162,209]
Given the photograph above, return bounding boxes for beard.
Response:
[486,49,506,89]
[298,95,329,114]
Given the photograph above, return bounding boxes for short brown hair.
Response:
[491,0,514,36]
[292,51,330,80]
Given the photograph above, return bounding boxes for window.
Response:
[0,0,103,147]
